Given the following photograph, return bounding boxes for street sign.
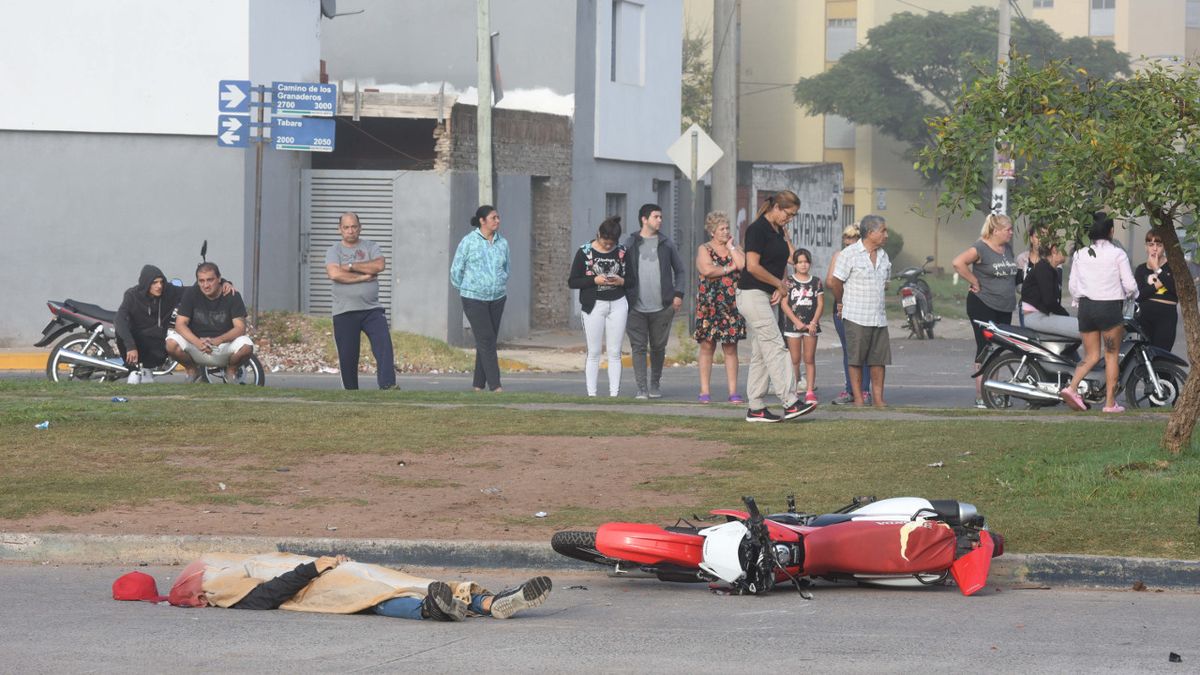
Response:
[272,116,336,152]
[667,124,723,181]
[272,81,337,117]
[217,114,250,148]
[218,80,251,113]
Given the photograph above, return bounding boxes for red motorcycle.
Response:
[551,496,1002,597]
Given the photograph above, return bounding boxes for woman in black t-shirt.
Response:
[1135,231,1178,351]
[734,191,813,423]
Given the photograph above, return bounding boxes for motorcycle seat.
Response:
[64,299,116,323]
[997,324,1078,343]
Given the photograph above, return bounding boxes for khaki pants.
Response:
[736,288,797,410]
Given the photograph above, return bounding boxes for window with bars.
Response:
[826,18,857,61]
[1032,0,1053,8]
[1090,0,1115,37]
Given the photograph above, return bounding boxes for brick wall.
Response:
[443,104,574,329]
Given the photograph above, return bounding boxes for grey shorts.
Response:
[843,320,891,366]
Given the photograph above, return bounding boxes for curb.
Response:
[2,532,1198,590]
[0,353,46,370]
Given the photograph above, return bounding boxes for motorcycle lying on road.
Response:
[974,315,1186,410]
[896,256,939,339]
[35,296,265,386]
[552,495,1001,597]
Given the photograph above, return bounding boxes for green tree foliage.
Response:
[793,8,1128,166]
[681,23,712,132]
[917,57,1200,453]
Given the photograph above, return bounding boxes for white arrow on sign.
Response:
[221,117,243,133]
[220,83,247,110]
[219,129,242,145]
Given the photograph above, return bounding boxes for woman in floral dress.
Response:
[693,211,747,403]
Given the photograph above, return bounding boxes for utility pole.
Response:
[476,0,493,205]
[991,0,1011,216]
[711,0,739,231]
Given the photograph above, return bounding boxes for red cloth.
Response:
[802,519,956,575]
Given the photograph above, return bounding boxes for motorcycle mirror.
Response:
[200,240,208,262]
[170,278,183,287]
[925,256,935,262]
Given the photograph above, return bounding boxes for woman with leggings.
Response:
[953,214,1019,409]
[568,216,637,397]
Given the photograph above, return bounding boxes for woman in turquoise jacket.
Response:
[451,205,510,391]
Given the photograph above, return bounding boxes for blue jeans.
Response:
[371,594,490,620]
[332,308,396,390]
[833,312,870,394]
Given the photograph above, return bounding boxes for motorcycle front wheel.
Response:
[46,333,120,383]
[1124,361,1185,409]
[980,354,1049,410]
[199,354,266,386]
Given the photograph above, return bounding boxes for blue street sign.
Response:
[272,116,336,152]
[217,114,250,148]
[272,81,337,117]
[218,80,252,113]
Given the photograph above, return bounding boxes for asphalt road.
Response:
[2,563,1194,673]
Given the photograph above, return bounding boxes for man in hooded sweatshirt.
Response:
[115,265,186,370]
[115,265,233,370]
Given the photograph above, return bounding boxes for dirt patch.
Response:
[0,434,734,541]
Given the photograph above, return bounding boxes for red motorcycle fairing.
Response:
[595,523,704,567]
[949,530,995,596]
[800,519,956,577]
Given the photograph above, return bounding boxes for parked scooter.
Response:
[974,314,1186,410]
[552,495,1001,597]
[896,256,938,339]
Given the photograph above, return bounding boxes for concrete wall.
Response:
[0,132,243,345]
[391,172,453,340]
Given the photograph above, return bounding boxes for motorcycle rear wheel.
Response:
[551,530,619,567]
[46,333,120,383]
[980,354,1050,410]
[199,354,266,386]
[1125,362,1185,409]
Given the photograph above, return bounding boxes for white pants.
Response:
[736,288,797,410]
[167,330,254,367]
[582,296,628,396]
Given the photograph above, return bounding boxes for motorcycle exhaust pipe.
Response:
[56,350,130,375]
[982,380,1062,403]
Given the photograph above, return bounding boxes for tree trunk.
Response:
[1156,221,1200,454]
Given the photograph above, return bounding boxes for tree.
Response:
[793,8,1129,171]
[681,23,712,132]
[917,56,1200,453]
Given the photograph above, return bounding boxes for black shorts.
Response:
[1077,298,1124,333]
[966,292,1012,360]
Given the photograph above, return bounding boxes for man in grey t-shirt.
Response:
[324,212,397,390]
[623,203,685,399]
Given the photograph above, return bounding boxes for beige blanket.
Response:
[198,552,484,613]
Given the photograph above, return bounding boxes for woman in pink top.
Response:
[1061,213,1137,413]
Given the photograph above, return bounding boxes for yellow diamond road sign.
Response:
[667,124,723,182]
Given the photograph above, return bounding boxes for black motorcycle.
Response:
[896,256,938,339]
[973,315,1186,410]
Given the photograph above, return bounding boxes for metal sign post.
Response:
[667,124,723,324]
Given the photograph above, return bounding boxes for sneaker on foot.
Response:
[783,400,817,420]
[488,576,552,619]
[862,392,873,405]
[975,398,988,409]
[648,386,662,399]
[635,389,649,400]
[804,391,818,405]
[831,391,853,405]
[421,581,467,622]
[745,408,782,423]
